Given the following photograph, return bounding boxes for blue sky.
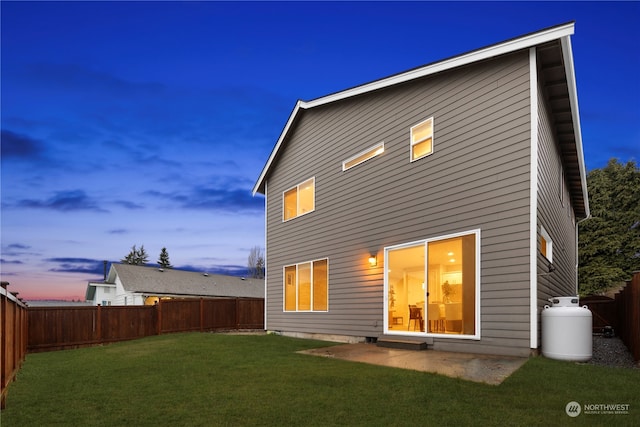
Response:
[1,1,638,301]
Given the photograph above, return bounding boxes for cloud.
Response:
[0,129,45,159]
[17,190,108,213]
[108,229,129,235]
[0,259,24,265]
[21,62,166,98]
[114,200,145,210]
[7,243,31,250]
[1,243,39,257]
[145,186,263,214]
[46,257,106,275]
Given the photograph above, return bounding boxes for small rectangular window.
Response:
[342,142,385,171]
[410,117,434,161]
[283,259,328,312]
[540,226,553,263]
[283,177,315,221]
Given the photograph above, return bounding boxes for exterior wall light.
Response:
[368,255,377,267]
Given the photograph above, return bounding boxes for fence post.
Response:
[96,304,102,345]
[199,298,204,332]
[631,274,640,361]
[1,283,6,409]
[235,298,240,329]
[156,299,162,335]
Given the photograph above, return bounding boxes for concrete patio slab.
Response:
[299,343,528,385]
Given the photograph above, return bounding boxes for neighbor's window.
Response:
[283,177,315,221]
[284,259,328,311]
[540,226,553,263]
[410,117,434,161]
[343,142,385,171]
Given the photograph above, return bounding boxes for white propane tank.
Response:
[542,297,592,361]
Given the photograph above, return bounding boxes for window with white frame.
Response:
[283,177,315,221]
[385,230,480,338]
[410,117,434,161]
[342,142,385,171]
[540,226,553,263]
[284,259,328,311]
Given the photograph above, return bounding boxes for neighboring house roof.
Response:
[95,264,264,299]
[252,21,589,218]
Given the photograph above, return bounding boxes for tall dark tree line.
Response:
[579,159,640,295]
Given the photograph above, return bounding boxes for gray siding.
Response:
[536,75,579,346]
[265,50,533,356]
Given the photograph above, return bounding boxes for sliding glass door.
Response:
[386,231,478,337]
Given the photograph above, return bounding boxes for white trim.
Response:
[263,181,268,330]
[253,101,303,195]
[529,47,539,350]
[383,229,481,340]
[282,176,315,222]
[1,284,28,308]
[253,23,576,195]
[540,225,553,263]
[342,142,385,171]
[560,35,590,217]
[409,117,434,162]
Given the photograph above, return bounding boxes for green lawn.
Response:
[3,333,638,426]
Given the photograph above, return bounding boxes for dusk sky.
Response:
[1,2,638,301]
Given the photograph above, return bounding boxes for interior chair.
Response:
[428,303,443,332]
[445,303,463,333]
[408,305,423,331]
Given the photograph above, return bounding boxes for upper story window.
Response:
[342,142,385,171]
[540,225,553,263]
[283,177,315,221]
[410,117,434,161]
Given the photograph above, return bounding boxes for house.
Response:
[85,263,264,306]
[252,22,589,357]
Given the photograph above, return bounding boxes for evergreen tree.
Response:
[157,247,173,269]
[121,245,138,264]
[579,159,640,295]
[121,244,149,266]
[136,245,149,265]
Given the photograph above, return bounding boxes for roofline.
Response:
[560,35,590,217]
[134,292,257,299]
[253,22,576,195]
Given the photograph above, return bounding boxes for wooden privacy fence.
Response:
[616,273,640,362]
[1,282,28,409]
[583,272,640,362]
[581,295,616,333]
[27,297,264,353]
